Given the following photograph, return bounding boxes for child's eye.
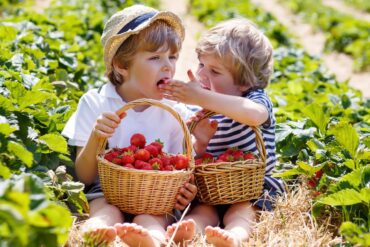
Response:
[169,55,178,60]
[211,69,220,75]
[149,56,160,60]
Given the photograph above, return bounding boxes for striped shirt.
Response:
[190,89,285,194]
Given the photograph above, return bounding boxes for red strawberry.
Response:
[130,133,146,148]
[112,156,123,165]
[315,170,324,179]
[134,160,145,169]
[121,151,135,164]
[125,164,134,169]
[141,162,153,170]
[104,152,116,162]
[243,152,255,160]
[233,150,244,161]
[173,154,189,170]
[149,158,163,170]
[202,152,214,163]
[121,145,137,153]
[218,153,234,162]
[195,158,203,165]
[308,179,317,188]
[145,145,159,157]
[163,165,174,171]
[150,139,163,154]
[134,149,150,161]
[160,154,171,167]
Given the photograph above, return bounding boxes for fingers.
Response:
[187,69,196,81]
[174,176,198,210]
[93,112,122,138]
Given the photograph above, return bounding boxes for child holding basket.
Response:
[160,18,286,246]
[62,5,197,247]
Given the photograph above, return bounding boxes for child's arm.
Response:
[75,112,125,185]
[159,71,268,126]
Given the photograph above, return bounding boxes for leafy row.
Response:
[190,0,370,245]
[0,0,157,246]
[280,0,370,72]
[342,0,370,13]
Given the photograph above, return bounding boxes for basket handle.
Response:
[96,98,194,168]
[187,110,267,163]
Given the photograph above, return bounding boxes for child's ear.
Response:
[238,85,249,92]
[112,58,129,78]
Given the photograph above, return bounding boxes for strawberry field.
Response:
[1,0,369,246]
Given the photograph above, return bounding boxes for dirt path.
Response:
[160,0,205,81]
[251,0,370,99]
[322,0,370,22]
[33,0,51,13]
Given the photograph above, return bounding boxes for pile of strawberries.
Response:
[195,148,257,165]
[104,133,189,171]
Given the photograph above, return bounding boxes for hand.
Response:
[93,112,126,138]
[174,174,198,210]
[158,70,203,105]
[190,113,218,156]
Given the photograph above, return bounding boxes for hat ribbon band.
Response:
[117,12,156,34]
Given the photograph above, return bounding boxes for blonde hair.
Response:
[196,18,273,89]
[108,20,182,86]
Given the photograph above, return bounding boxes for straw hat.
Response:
[101,4,185,74]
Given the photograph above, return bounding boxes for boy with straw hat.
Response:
[62,5,197,246]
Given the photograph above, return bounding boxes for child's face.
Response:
[122,46,178,100]
[196,54,243,96]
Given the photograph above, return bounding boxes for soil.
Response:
[250,0,370,98]
[160,0,205,82]
[33,0,52,13]
[322,0,370,22]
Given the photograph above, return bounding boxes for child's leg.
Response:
[167,204,219,245]
[81,197,123,245]
[205,201,257,247]
[115,214,172,247]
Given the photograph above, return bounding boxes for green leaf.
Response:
[0,162,11,179]
[7,141,33,167]
[328,122,359,158]
[359,188,370,204]
[343,159,355,170]
[0,123,17,137]
[39,134,68,154]
[273,167,302,178]
[296,161,324,176]
[319,188,362,206]
[301,103,329,134]
[18,91,52,109]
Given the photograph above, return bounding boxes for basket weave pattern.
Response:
[189,111,266,205]
[97,99,194,215]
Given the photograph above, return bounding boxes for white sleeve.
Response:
[61,94,100,147]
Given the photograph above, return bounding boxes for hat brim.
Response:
[104,11,185,74]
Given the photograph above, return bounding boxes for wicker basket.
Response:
[188,110,266,205]
[97,98,194,215]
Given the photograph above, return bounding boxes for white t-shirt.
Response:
[62,82,193,154]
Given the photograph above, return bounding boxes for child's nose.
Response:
[197,67,207,80]
[161,59,173,72]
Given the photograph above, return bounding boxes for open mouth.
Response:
[157,78,169,86]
